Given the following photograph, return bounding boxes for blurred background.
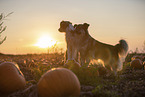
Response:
[0,0,145,54]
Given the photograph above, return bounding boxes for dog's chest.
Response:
[65,32,75,43]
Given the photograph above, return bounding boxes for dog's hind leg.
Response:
[74,51,79,62]
[80,57,85,66]
[86,58,90,65]
[111,60,118,76]
[80,53,86,66]
[117,58,123,71]
[112,66,117,76]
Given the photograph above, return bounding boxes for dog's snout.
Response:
[58,28,65,32]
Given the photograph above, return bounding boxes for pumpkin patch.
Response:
[0,53,144,97]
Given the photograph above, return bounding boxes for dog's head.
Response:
[58,21,74,33]
[74,23,90,35]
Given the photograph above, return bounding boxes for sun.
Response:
[35,35,56,48]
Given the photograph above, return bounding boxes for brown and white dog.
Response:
[58,21,80,63]
[74,23,129,75]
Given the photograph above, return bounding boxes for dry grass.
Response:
[0,53,144,97]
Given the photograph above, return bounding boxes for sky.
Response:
[0,0,145,54]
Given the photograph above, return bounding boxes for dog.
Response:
[74,23,128,75]
[58,21,80,63]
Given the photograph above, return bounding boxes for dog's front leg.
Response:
[67,45,72,60]
[80,52,85,66]
[72,48,78,61]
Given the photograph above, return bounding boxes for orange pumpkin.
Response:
[0,62,26,93]
[131,55,142,61]
[130,59,143,69]
[37,68,80,97]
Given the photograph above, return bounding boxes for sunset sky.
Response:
[0,0,145,54]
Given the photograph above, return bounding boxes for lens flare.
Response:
[35,35,56,48]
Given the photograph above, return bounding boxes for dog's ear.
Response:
[61,20,64,23]
[83,23,90,30]
[74,24,78,28]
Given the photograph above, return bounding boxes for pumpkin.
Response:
[64,60,81,69]
[130,59,143,69]
[37,68,80,97]
[0,62,26,93]
[131,55,142,61]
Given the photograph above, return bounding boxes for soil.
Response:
[0,54,144,97]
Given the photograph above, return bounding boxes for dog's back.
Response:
[74,23,128,75]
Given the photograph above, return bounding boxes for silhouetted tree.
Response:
[143,40,145,52]
[0,12,13,45]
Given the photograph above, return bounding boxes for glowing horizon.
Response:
[0,0,145,54]
[34,35,57,48]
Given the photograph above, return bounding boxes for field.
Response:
[0,53,145,97]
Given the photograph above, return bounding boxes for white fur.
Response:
[69,24,75,31]
[65,23,77,61]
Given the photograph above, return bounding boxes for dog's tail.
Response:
[115,39,128,71]
[115,39,128,57]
